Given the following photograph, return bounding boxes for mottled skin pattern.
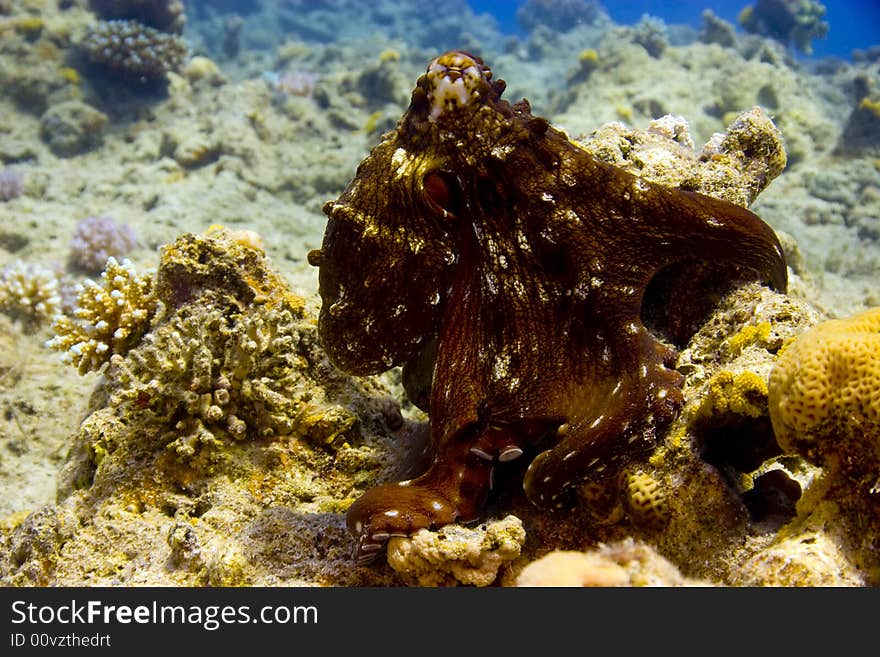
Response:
[308,51,788,562]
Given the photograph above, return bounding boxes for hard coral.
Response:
[39,100,108,157]
[515,539,713,586]
[0,261,62,326]
[68,215,138,273]
[768,307,880,490]
[105,300,356,460]
[80,19,187,80]
[386,515,525,587]
[46,257,157,375]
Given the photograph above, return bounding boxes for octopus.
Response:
[307,51,787,563]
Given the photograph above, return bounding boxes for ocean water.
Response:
[470,0,880,60]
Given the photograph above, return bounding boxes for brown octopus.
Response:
[307,51,787,562]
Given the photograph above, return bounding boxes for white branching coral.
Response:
[0,261,63,325]
[46,257,157,375]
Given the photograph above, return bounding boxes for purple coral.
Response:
[69,215,138,273]
[0,167,24,202]
[274,71,320,97]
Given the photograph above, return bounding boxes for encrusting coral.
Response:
[577,106,786,208]
[515,539,712,586]
[386,515,526,586]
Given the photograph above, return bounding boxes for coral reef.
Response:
[0,0,877,590]
[386,515,525,586]
[46,257,157,375]
[0,167,24,201]
[39,100,108,157]
[80,19,188,80]
[4,227,420,586]
[515,539,712,586]
[0,261,63,326]
[629,15,669,58]
[738,0,829,54]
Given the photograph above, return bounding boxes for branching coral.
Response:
[0,261,62,325]
[80,19,187,80]
[46,257,157,375]
[105,300,358,459]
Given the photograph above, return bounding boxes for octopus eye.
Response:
[423,171,460,221]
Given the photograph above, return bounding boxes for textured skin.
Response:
[308,51,788,562]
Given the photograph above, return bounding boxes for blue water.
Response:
[470,0,880,60]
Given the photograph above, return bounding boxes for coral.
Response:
[38,100,108,157]
[768,307,880,491]
[182,56,225,85]
[739,0,828,55]
[104,300,358,460]
[0,261,63,326]
[55,229,387,467]
[732,526,865,586]
[386,515,525,586]
[89,0,186,34]
[516,0,603,32]
[697,370,769,420]
[271,70,320,98]
[0,167,24,201]
[515,539,713,586]
[699,10,737,48]
[620,467,671,530]
[698,107,788,206]
[80,19,188,80]
[836,95,880,156]
[46,257,157,375]
[577,106,786,208]
[630,15,668,58]
[68,215,138,273]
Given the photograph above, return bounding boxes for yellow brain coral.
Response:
[768,307,880,482]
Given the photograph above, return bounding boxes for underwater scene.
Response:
[0,0,878,587]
